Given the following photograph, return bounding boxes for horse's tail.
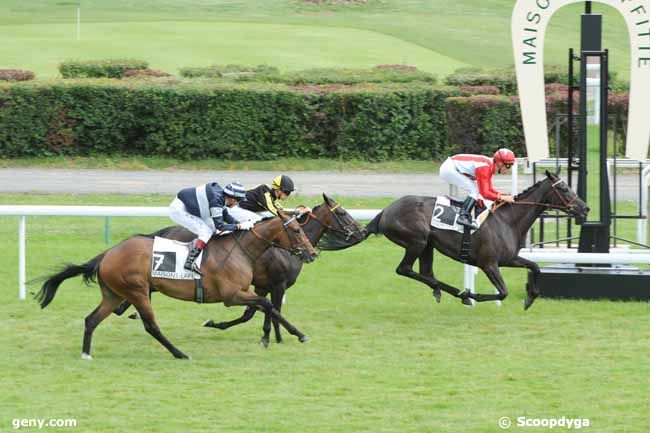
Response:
[364,210,384,238]
[36,253,105,309]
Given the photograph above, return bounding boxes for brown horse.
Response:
[119,194,366,347]
[36,211,317,359]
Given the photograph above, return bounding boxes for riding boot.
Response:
[184,245,203,273]
[456,197,479,229]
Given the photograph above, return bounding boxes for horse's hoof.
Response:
[128,313,139,320]
[202,319,214,327]
[175,353,190,360]
[299,335,310,344]
[81,352,92,361]
[260,338,269,349]
[433,289,442,303]
[524,297,535,310]
[461,297,474,307]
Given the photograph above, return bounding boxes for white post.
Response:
[463,264,476,307]
[19,216,26,300]
[76,4,80,41]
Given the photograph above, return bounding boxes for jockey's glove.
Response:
[238,221,255,230]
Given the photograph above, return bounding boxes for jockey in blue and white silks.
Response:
[168,181,252,272]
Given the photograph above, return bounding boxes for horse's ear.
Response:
[545,169,553,178]
[322,193,333,205]
[554,167,561,177]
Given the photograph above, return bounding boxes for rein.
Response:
[248,218,311,257]
[491,179,577,213]
[300,203,356,240]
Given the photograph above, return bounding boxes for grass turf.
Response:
[0,0,633,79]
[0,193,648,432]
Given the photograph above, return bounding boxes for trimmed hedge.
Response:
[0,80,457,160]
[179,64,279,79]
[446,90,630,157]
[446,96,525,156]
[446,65,629,95]
[0,69,35,81]
[59,59,149,79]
[123,69,172,78]
[180,65,437,85]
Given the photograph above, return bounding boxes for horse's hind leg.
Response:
[113,300,132,316]
[397,244,464,300]
[225,289,308,345]
[418,242,442,303]
[82,282,123,360]
[132,293,189,359]
[203,306,257,330]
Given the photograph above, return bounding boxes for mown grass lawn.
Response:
[0,0,632,79]
[0,193,648,432]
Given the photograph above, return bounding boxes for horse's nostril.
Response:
[585,207,591,213]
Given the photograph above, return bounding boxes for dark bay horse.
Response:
[36,211,317,359]
[117,194,366,347]
[364,171,589,309]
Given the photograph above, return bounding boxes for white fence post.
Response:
[19,216,26,300]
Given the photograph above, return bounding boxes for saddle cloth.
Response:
[151,237,204,280]
[430,196,491,234]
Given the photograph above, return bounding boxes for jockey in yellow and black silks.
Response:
[239,175,295,215]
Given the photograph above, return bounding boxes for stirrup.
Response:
[457,215,478,229]
[185,261,202,276]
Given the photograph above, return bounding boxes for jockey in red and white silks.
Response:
[439,148,516,229]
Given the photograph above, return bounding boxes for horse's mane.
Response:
[514,177,549,200]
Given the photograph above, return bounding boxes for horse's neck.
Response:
[303,214,327,246]
[497,182,551,237]
[239,218,283,259]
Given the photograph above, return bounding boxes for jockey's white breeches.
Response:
[439,158,480,200]
[168,198,215,243]
[227,205,262,223]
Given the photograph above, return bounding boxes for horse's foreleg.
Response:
[469,264,508,303]
[505,256,541,310]
[269,285,286,344]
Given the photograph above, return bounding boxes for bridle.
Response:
[493,179,579,214]
[299,203,358,241]
[249,215,313,257]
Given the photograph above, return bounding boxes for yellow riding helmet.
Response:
[272,175,295,194]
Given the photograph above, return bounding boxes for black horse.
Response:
[364,171,589,309]
[114,194,366,346]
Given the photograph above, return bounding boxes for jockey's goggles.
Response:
[503,163,513,169]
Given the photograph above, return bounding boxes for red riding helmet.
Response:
[493,148,516,165]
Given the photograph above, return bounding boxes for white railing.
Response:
[3,158,650,302]
[4,205,650,303]
[0,206,380,300]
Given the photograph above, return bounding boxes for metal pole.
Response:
[19,216,26,300]
[104,216,111,245]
